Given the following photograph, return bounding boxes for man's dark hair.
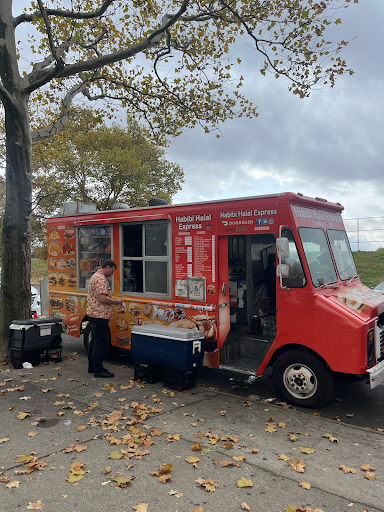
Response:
[101,259,117,269]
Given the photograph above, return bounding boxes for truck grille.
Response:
[376,313,384,361]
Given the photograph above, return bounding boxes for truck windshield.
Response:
[299,227,338,287]
[327,229,357,281]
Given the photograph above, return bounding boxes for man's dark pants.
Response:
[87,317,111,373]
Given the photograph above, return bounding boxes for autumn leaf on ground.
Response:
[152,463,173,476]
[222,442,233,449]
[242,401,252,407]
[16,412,30,420]
[288,434,297,442]
[237,477,253,488]
[278,454,290,461]
[298,447,315,454]
[108,451,123,460]
[0,438,10,444]
[299,481,311,489]
[167,434,180,442]
[114,476,134,488]
[76,425,87,431]
[249,448,258,453]
[339,465,356,474]
[277,422,286,428]
[289,459,306,473]
[201,448,212,457]
[67,461,85,483]
[220,461,234,467]
[6,481,20,488]
[190,507,205,512]
[364,471,377,481]
[104,467,112,474]
[360,464,375,472]
[196,478,218,492]
[169,489,183,498]
[26,500,44,510]
[0,476,10,483]
[132,504,148,512]
[191,443,202,451]
[41,388,52,393]
[28,432,37,437]
[186,456,200,468]
[241,503,251,511]
[158,474,172,483]
[150,429,164,436]
[16,455,33,463]
[233,456,246,462]
[265,426,278,433]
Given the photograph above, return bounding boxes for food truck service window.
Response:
[121,221,171,297]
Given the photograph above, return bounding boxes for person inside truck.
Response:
[86,259,124,378]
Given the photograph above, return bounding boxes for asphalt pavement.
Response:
[1,351,384,512]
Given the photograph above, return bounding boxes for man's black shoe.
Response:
[94,369,114,378]
[88,367,94,374]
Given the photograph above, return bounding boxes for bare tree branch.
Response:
[31,81,88,142]
[36,0,63,69]
[15,0,115,26]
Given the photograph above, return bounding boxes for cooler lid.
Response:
[9,318,62,329]
[131,324,204,341]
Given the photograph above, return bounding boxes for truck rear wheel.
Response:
[83,323,123,359]
[272,349,334,408]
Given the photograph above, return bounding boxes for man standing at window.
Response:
[87,259,124,378]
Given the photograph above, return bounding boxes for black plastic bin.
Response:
[134,362,163,384]
[163,367,197,392]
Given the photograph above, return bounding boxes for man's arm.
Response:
[97,294,124,305]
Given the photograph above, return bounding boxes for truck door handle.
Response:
[222,282,227,295]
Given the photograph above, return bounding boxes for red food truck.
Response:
[47,192,384,407]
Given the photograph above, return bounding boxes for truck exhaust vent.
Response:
[148,198,168,206]
[111,202,131,210]
[60,201,97,215]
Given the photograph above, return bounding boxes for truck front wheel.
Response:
[272,350,334,408]
[83,323,123,359]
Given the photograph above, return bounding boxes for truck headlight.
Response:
[367,329,375,366]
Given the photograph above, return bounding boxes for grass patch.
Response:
[31,258,48,282]
[353,251,384,289]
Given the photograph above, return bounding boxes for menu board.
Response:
[47,224,77,291]
[173,213,216,300]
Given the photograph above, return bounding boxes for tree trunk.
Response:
[0,97,32,361]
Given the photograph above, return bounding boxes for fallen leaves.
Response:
[196,477,218,492]
[6,480,20,489]
[132,504,148,512]
[67,461,86,483]
[185,456,200,468]
[236,477,253,488]
[241,503,251,510]
[16,412,30,420]
[26,500,44,510]
[299,481,311,490]
[339,465,357,474]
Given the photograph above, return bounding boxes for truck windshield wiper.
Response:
[345,274,358,286]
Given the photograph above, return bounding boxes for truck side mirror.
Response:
[276,264,290,278]
[277,237,290,259]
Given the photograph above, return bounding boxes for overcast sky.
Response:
[166,0,384,250]
[12,1,384,250]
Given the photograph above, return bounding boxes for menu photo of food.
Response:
[49,296,63,309]
[49,229,60,240]
[49,272,57,286]
[58,272,67,286]
[64,295,78,313]
[66,258,76,270]
[62,241,76,256]
[49,258,57,270]
[58,258,66,270]
[67,273,77,287]
[64,227,76,239]
[48,241,60,257]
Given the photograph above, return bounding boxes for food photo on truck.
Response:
[46,193,384,407]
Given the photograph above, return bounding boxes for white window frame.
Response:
[120,220,172,298]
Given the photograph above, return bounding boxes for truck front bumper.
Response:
[367,360,384,389]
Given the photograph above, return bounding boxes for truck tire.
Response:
[272,349,334,408]
[83,323,123,359]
